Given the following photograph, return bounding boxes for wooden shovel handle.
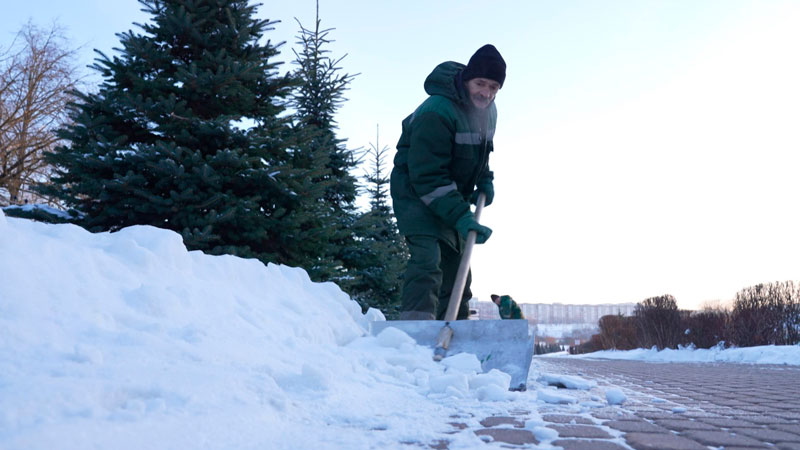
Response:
[442,193,486,322]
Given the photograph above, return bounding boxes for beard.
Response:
[470,94,493,109]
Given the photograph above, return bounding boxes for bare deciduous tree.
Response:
[598,313,638,350]
[731,280,799,346]
[685,307,730,349]
[0,21,79,206]
[634,294,683,350]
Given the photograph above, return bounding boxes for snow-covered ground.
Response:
[1,208,798,449]
[563,343,800,365]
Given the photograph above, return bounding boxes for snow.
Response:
[565,343,800,365]
[0,210,541,449]
[2,208,799,449]
[528,424,559,442]
[536,389,578,405]
[604,389,627,406]
[3,203,73,219]
[537,373,597,390]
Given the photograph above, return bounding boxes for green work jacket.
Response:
[499,295,524,320]
[390,61,496,248]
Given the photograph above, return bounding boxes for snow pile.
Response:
[537,373,597,390]
[536,389,578,405]
[568,343,800,365]
[533,372,597,405]
[0,210,516,450]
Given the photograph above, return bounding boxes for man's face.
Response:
[465,77,501,109]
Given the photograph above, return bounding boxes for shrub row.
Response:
[569,280,799,354]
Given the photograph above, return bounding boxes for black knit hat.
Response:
[462,44,506,87]
[491,294,500,301]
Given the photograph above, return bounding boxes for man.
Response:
[391,44,506,320]
[491,294,525,320]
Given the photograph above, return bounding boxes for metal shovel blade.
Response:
[370,319,535,391]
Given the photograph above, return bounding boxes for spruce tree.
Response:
[288,1,360,284]
[350,126,407,317]
[41,0,297,262]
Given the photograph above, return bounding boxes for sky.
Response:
[2,208,799,449]
[2,1,799,310]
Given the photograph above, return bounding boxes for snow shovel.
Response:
[370,193,535,391]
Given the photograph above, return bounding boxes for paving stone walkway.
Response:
[417,357,800,449]
[538,357,800,450]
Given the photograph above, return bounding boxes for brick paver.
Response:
[624,432,708,450]
[537,358,800,450]
[773,423,800,434]
[552,439,630,450]
[548,424,613,438]
[542,414,594,424]
[474,427,538,445]
[479,416,524,428]
[603,420,667,433]
[682,429,767,447]
[737,427,800,443]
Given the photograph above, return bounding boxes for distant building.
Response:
[470,298,500,320]
[469,298,635,324]
[523,302,636,324]
[468,298,636,343]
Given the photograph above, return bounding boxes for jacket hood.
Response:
[423,61,467,104]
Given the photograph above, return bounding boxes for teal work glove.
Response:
[470,180,494,206]
[455,212,492,244]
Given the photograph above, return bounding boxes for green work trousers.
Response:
[400,235,472,320]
